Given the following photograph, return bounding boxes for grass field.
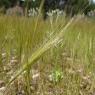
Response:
[0,15,95,95]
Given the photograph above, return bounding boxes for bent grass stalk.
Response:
[25,0,45,94]
[5,17,75,92]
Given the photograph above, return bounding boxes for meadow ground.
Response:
[0,15,95,95]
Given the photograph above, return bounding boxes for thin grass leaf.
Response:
[6,17,75,89]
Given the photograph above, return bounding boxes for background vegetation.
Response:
[0,0,95,16]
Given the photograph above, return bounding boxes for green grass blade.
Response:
[6,17,75,88]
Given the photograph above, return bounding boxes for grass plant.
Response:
[0,14,95,95]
